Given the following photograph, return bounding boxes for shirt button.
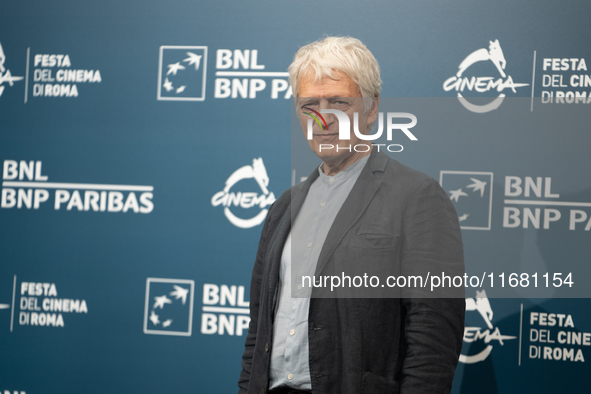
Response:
[288,373,293,380]
[290,329,295,336]
[307,242,312,248]
[297,284,302,290]
[320,202,326,207]
[329,177,335,183]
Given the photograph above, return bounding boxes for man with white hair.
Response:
[239,36,465,394]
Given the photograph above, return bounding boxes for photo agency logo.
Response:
[143,278,195,336]
[157,46,207,101]
[461,290,516,364]
[0,40,24,98]
[211,158,276,229]
[440,171,494,230]
[443,39,528,113]
[301,106,418,153]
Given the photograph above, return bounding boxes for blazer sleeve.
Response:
[238,202,275,394]
[399,178,466,394]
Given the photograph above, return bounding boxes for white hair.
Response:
[288,36,382,112]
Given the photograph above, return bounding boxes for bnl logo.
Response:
[157,46,207,101]
[440,171,494,230]
[143,278,195,336]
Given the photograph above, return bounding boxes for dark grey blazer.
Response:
[239,149,465,394]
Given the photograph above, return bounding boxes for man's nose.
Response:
[318,100,336,129]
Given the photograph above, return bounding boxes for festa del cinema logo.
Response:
[0,275,89,332]
[461,290,517,364]
[211,158,276,229]
[143,279,250,337]
[157,46,292,101]
[302,106,418,153]
[443,39,528,113]
[0,37,101,101]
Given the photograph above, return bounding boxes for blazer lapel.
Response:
[314,150,388,277]
[266,169,320,305]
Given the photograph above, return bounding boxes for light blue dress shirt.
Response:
[269,155,369,390]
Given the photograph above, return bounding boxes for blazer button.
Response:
[259,388,264,394]
[265,342,269,352]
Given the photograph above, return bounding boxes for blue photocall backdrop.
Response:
[1,1,590,393]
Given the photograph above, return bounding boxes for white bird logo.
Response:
[170,285,189,304]
[183,52,202,70]
[149,310,160,325]
[467,178,487,197]
[162,78,174,92]
[167,62,185,75]
[153,295,172,309]
[449,188,468,202]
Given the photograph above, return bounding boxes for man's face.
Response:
[297,71,378,171]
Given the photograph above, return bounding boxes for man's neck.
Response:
[321,149,372,176]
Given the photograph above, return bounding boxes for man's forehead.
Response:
[298,70,361,97]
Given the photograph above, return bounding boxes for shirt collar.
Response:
[317,155,369,187]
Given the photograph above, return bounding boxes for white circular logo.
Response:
[460,290,516,364]
[211,158,276,229]
[443,40,528,113]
